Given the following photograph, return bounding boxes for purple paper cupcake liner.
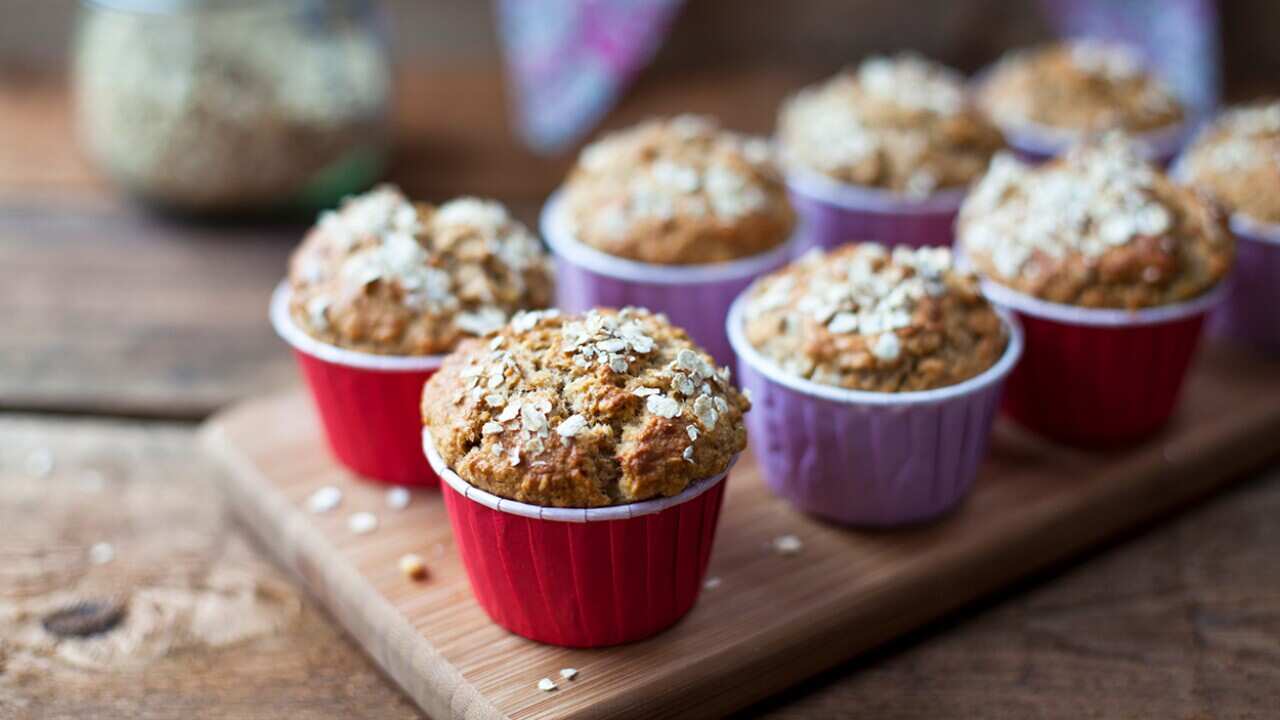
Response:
[972,66,1197,166]
[1212,215,1280,354]
[540,191,798,364]
[785,167,967,252]
[727,294,1023,527]
[997,117,1193,167]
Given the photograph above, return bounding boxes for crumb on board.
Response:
[703,576,722,590]
[773,534,803,555]
[399,553,427,581]
[537,677,557,692]
[559,668,578,681]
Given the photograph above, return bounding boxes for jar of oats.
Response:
[74,0,393,215]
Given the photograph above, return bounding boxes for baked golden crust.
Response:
[958,136,1233,309]
[287,186,554,355]
[778,55,1005,196]
[978,41,1184,136]
[1179,101,1280,225]
[742,244,1006,392]
[560,115,795,265]
[421,308,749,508]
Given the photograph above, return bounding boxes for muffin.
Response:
[977,41,1186,161]
[743,244,1007,392]
[422,307,749,508]
[728,243,1020,526]
[421,308,748,647]
[1178,101,1280,225]
[271,185,554,485]
[779,54,1005,197]
[958,135,1232,310]
[288,184,554,355]
[1177,100,1280,352]
[776,54,1003,250]
[957,135,1232,446]
[543,115,798,363]
[559,114,794,265]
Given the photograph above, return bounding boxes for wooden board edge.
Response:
[197,412,508,720]
[575,404,1280,719]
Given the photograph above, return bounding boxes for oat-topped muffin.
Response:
[778,54,1006,197]
[1178,101,1280,225]
[560,115,795,265]
[958,135,1232,309]
[288,185,554,355]
[741,244,1006,392]
[421,308,750,507]
[978,41,1184,137]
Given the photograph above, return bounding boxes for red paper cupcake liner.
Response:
[271,283,443,486]
[981,280,1223,448]
[424,429,731,648]
[541,191,799,364]
[785,167,965,251]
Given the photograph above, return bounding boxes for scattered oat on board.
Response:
[88,541,115,566]
[347,512,378,535]
[307,486,342,513]
[773,534,803,555]
[559,668,578,681]
[537,678,558,692]
[385,486,411,510]
[25,448,54,478]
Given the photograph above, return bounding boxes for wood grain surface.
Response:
[202,342,1280,719]
[0,416,418,720]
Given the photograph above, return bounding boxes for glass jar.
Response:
[74,0,393,215]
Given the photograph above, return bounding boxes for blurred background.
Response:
[4,0,1280,213]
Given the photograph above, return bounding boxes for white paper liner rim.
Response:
[971,66,1196,160]
[783,165,970,214]
[977,277,1226,327]
[726,290,1024,407]
[270,282,445,372]
[423,428,735,523]
[540,190,799,285]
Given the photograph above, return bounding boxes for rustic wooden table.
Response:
[3,69,1279,720]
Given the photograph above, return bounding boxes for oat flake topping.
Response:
[959,135,1173,278]
[742,243,1007,392]
[288,185,553,355]
[422,307,750,507]
[778,54,1004,197]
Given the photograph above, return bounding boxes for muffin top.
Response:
[559,115,795,265]
[421,307,750,508]
[977,41,1184,136]
[741,244,1007,392]
[957,135,1233,309]
[778,54,1006,196]
[1178,101,1280,225]
[288,185,554,355]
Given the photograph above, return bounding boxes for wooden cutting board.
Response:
[200,345,1280,720]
